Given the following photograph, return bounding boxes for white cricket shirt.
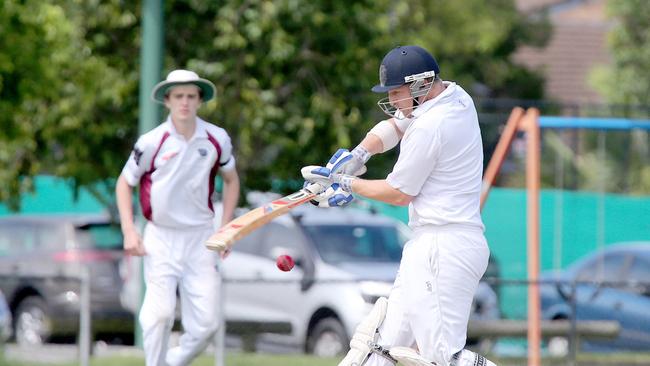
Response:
[121,116,235,229]
[386,82,485,230]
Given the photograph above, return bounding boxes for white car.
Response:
[220,205,498,356]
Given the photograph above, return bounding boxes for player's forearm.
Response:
[350,179,413,206]
[357,133,384,155]
[115,175,136,233]
[220,172,240,225]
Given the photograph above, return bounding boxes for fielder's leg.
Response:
[166,227,220,366]
[139,224,180,366]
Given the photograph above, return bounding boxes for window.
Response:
[260,223,305,258]
[576,253,626,282]
[0,223,40,254]
[303,224,403,264]
[37,223,68,251]
[627,256,650,284]
[231,227,267,255]
[75,223,123,250]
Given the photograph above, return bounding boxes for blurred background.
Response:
[0,0,649,365]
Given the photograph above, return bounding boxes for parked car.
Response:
[540,241,650,355]
[220,205,500,356]
[0,213,134,346]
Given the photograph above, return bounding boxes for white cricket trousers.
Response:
[367,225,489,366]
[139,222,220,366]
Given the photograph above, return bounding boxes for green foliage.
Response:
[585,0,650,194]
[0,1,139,210]
[0,0,547,210]
[592,0,650,106]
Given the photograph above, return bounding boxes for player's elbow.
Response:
[392,192,414,206]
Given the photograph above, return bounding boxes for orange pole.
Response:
[520,108,541,366]
[480,107,525,210]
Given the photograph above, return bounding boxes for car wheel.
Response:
[14,296,52,347]
[307,317,348,357]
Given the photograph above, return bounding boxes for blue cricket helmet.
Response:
[371,45,440,93]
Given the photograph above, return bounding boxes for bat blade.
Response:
[206,183,322,252]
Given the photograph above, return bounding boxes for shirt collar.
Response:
[412,81,457,118]
[163,115,208,141]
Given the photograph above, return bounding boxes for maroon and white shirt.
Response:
[121,116,235,229]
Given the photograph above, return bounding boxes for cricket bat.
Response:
[206,183,323,252]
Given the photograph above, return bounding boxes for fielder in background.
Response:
[115,69,240,366]
[302,45,496,366]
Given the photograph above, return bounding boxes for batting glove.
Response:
[305,182,354,208]
[301,165,356,192]
[327,146,370,176]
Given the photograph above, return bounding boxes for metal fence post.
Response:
[214,268,225,366]
[79,266,91,366]
[568,280,577,366]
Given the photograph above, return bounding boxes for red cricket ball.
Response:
[276,254,295,272]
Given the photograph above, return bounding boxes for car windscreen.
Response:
[0,222,66,254]
[75,223,123,250]
[302,224,403,264]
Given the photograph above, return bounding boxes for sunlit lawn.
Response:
[3,351,650,366]
[0,352,339,366]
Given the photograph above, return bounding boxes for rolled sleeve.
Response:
[220,156,236,172]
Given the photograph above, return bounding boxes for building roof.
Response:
[514,0,612,104]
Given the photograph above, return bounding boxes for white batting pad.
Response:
[337,297,389,366]
[389,347,437,366]
[450,349,496,366]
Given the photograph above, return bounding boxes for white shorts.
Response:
[139,223,220,366]
[369,225,489,366]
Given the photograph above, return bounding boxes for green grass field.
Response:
[0,352,339,366]
[3,351,650,366]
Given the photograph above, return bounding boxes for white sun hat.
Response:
[151,69,216,104]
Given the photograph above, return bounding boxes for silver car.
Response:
[220,205,499,356]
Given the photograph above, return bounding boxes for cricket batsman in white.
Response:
[302,45,496,366]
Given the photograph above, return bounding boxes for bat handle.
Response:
[304,182,326,194]
[206,239,228,252]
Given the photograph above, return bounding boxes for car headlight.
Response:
[359,281,392,304]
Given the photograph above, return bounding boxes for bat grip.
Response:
[304,182,326,195]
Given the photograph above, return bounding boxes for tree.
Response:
[587,0,650,194]
[0,1,139,210]
[0,0,547,211]
[592,0,650,107]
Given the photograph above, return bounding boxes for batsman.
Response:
[302,45,496,366]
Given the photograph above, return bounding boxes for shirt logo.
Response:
[198,148,208,157]
[132,148,143,166]
[161,151,179,161]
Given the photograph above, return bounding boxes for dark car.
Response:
[540,242,650,355]
[0,213,134,346]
